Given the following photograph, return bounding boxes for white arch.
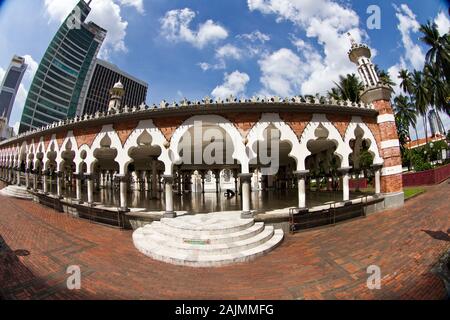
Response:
[169,115,248,175]
[57,131,78,172]
[246,113,303,170]
[122,119,170,173]
[298,114,352,170]
[89,125,126,175]
[343,116,383,165]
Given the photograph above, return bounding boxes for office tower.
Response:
[0,55,27,122]
[428,109,446,136]
[82,59,148,115]
[19,0,106,133]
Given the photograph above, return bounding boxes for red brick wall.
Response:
[113,121,139,146]
[326,114,352,139]
[381,174,403,193]
[279,113,313,138]
[74,127,102,149]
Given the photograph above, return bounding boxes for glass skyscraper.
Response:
[19,0,106,133]
[0,55,27,122]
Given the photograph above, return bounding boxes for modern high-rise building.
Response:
[82,59,148,115]
[428,109,446,136]
[0,55,27,122]
[19,0,106,134]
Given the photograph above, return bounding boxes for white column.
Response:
[372,165,382,195]
[339,167,351,202]
[86,175,94,205]
[118,174,129,212]
[33,171,38,190]
[295,170,309,209]
[57,172,63,198]
[239,173,253,218]
[76,174,83,203]
[163,175,175,218]
[25,169,30,189]
[43,171,48,194]
[16,169,21,186]
[151,160,158,198]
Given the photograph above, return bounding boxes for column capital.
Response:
[238,173,253,183]
[337,167,352,175]
[360,85,393,104]
[84,174,94,180]
[73,173,84,179]
[116,174,129,182]
[293,170,310,178]
[371,164,383,171]
[162,175,175,184]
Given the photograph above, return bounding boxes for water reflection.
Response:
[59,183,371,213]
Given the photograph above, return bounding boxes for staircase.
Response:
[133,212,284,267]
[0,185,33,200]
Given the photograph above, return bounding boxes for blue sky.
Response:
[0,0,449,138]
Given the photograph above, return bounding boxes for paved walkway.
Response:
[0,181,449,300]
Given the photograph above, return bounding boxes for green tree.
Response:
[419,21,450,82]
[394,95,416,143]
[327,74,364,103]
[410,70,430,143]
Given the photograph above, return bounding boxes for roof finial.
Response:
[347,32,356,46]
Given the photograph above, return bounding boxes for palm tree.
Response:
[424,63,449,128]
[327,74,364,103]
[398,69,414,96]
[419,21,450,82]
[398,69,419,141]
[411,70,430,143]
[375,65,395,88]
[393,95,416,142]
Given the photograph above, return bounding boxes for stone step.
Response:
[0,186,32,200]
[160,215,255,235]
[133,229,284,268]
[138,225,275,255]
[145,221,266,244]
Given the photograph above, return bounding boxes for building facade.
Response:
[0,55,27,122]
[0,40,404,226]
[82,59,148,116]
[19,0,106,134]
[428,109,446,137]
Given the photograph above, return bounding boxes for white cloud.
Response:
[44,0,134,57]
[435,11,450,36]
[211,71,250,99]
[118,0,144,14]
[237,30,270,43]
[160,8,228,49]
[215,44,243,60]
[248,0,366,95]
[393,4,425,71]
[258,48,305,97]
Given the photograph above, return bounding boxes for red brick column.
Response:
[361,86,403,199]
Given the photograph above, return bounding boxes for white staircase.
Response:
[133,212,284,267]
[0,185,33,200]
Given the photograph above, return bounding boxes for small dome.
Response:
[113,80,124,89]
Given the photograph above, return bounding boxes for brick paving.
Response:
[0,180,449,300]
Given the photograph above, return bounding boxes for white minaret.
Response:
[347,33,380,88]
[108,80,125,112]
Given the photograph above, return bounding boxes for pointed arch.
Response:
[246,113,302,169]
[299,114,352,170]
[344,116,383,165]
[169,115,248,175]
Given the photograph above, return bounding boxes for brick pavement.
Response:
[0,181,449,300]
